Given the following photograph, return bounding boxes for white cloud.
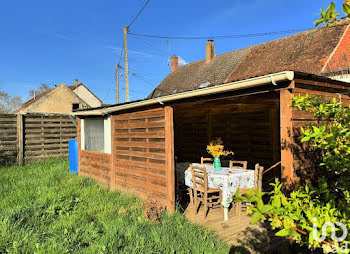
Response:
[178,56,187,66]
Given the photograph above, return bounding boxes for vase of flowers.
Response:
[206,138,234,171]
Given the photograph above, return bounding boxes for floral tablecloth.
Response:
[184,163,255,208]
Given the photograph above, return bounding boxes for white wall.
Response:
[73,86,102,108]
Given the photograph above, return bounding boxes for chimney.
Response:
[171,55,179,73]
[74,79,79,88]
[206,40,215,63]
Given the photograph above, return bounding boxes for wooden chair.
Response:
[201,157,214,166]
[229,160,248,169]
[235,163,264,216]
[190,164,223,219]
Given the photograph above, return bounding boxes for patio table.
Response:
[184,163,255,221]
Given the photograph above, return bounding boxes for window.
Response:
[81,117,111,153]
[72,103,80,111]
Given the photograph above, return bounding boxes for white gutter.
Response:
[73,71,294,116]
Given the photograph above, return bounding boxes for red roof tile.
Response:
[149,24,348,98]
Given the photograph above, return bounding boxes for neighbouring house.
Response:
[73,23,350,211]
[16,80,102,114]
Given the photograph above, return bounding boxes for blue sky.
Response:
[0,0,344,104]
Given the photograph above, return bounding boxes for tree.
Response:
[315,1,350,27]
[28,83,50,100]
[0,90,22,114]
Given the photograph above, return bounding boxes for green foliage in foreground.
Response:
[235,95,350,253]
[315,1,350,27]
[0,159,229,253]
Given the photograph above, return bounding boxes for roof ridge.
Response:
[149,23,348,99]
[175,24,348,71]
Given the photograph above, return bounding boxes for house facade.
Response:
[17,80,102,114]
[73,24,350,211]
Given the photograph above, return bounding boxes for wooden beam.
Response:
[16,114,24,166]
[110,116,116,190]
[280,88,294,189]
[164,106,175,212]
[77,118,81,174]
[294,78,350,92]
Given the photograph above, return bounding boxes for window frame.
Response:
[80,117,111,154]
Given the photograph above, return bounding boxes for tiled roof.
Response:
[149,24,348,98]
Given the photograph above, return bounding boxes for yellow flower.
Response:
[206,138,234,158]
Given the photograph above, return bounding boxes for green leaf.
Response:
[275,228,300,237]
[251,211,262,224]
[260,205,273,214]
[344,3,350,16]
[275,228,290,237]
[301,136,310,142]
[272,196,281,208]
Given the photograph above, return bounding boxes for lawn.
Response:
[0,159,232,253]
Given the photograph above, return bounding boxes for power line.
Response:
[118,43,124,65]
[127,0,150,29]
[131,72,156,87]
[128,27,314,40]
[118,64,169,95]
[130,36,169,57]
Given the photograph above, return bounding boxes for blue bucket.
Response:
[68,139,78,173]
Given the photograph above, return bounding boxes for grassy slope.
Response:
[0,159,231,253]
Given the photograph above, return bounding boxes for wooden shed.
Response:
[74,71,350,211]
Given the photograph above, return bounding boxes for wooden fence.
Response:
[0,114,18,164]
[0,113,77,165]
[77,106,175,211]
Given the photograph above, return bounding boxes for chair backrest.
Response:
[201,157,214,166]
[229,160,248,169]
[190,164,208,192]
[254,163,264,192]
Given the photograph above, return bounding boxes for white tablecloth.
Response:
[184,163,255,208]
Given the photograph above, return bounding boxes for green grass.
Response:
[0,159,232,253]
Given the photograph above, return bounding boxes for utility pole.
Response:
[115,64,119,104]
[123,26,129,102]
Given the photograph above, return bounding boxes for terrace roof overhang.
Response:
[73,71,295,116]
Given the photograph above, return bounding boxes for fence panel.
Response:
[23,114,77,162]
[0,113,77,165]
[0,114,18,164]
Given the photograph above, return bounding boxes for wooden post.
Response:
[110,116,116,190]
[17,114,24,165]
[280,88,294,189]
[123,26,129,102]
[270,105,280,179]
[165,106,175,212]
[77,118,81,174]
[116,64,120,104]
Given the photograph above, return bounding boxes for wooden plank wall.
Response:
[174,102,280,171]
[174,99,281,191]
[111,108,170,207]
[0,114,77,165]
[79,150,111,186]
[0,114,18,164]
[291,87,350,183]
